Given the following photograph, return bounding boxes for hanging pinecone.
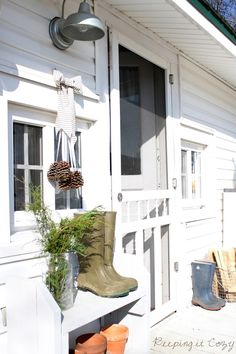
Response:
[70,171,84,189]
[47,161,70,181]
[58,173,72,191]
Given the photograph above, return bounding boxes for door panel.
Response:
[109,34,176,325]
[119,45,167,191]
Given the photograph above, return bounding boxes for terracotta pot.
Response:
[75,333,107,354]
[100,324,129,354]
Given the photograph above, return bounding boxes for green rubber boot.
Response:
[77,212,129,297]
[104,211,138,292]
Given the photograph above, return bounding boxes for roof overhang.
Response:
[101,0,236,90]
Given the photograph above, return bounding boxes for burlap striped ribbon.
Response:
[53,69,82,148]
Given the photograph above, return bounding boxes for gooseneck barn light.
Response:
[49,0,105,50]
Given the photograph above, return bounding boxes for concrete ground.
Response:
[149,302,236,354]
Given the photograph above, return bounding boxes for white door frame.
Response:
[109,28,179,325]
[109,29,172,208]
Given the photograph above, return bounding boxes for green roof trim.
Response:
[187,0,236,45]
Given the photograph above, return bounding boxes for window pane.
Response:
[191,151,201,199]
[54,131,82,210]
[14,169,25,211]
[54,131,81,168]
[14,123,24,165]
[55,192,67,210]
[30,170,42,188]
[181,150,187,198]
[120,66,141,175]
[181,143,203,201]
[13,123,43,212]
[28,126,42,165]
[29,170,43,205]
[74,134,81,169]
[70,189,82,209]
[181,150,187,174]
[54,131,62,161]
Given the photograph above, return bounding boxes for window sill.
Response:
[0,230,41,264]
[1,209,86,263]
[180,207,216,223]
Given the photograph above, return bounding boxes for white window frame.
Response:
[181,140,205,207]
[13,123,43,213]
[10,107,55,234]
[8,104,84,241]
[180,118,216,221]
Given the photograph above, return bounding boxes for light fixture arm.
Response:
[61,0,66,18]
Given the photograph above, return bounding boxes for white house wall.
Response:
[1,0,236,347]
[0,0,111,347]
[180,56,236,304]
[180,56,236,215]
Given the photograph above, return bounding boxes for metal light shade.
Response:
[49,0,105,50]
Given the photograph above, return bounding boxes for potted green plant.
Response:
[28,185,100,310]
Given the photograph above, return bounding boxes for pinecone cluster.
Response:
[58,171,84,191]
[47,161,70,181]
[47,161,84,191]
[70,171,84,189]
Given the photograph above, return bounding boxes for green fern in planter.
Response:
[28,185,100,255]
[45,253,72,308]
[27,185,101,308]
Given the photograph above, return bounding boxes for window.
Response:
[13,122,82,220]
[14,123,43,211]
[181,141,204,201]
[180,120,216,218]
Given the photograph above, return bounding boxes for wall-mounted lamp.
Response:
[49,0,105,50]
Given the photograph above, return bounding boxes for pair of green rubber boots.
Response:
[77,211,138,297]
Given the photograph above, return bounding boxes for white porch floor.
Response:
[149,302,236,354]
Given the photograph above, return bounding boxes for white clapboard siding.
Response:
[216,158,236,171]
[180,57,236,304]
[181,218,222,304]
[0,0,96,91]
[181,55,236,201]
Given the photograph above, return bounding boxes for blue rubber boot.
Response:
[191,261,223,311]
[203,260,226,307]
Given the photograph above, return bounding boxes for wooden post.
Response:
[6,278,61,354]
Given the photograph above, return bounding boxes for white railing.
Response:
[121,189,172,227]
[120,190,173,257]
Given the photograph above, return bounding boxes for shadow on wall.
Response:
[0,63,19,95]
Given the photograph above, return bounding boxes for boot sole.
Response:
[129,285,138,292]
[78,286,130,298]
[192,300,221,311]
